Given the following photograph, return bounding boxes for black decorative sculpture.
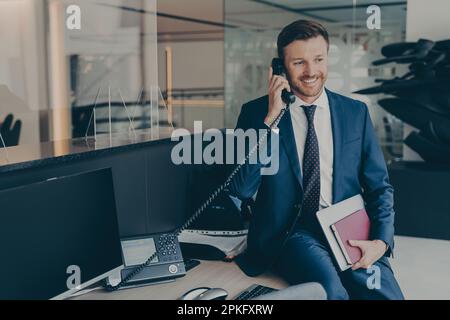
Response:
[355,39,450,164]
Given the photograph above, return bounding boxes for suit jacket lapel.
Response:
[278,108,303,188]
[326,88,343,204]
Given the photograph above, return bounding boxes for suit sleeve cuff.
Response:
[263,121,279,134]
[371,228,394,258]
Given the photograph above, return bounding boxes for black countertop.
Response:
[0,128,180,174]
[3,129,448,175]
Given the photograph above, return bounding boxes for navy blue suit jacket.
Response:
[229,88,395,277]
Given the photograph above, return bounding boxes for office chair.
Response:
[0,114,22,147]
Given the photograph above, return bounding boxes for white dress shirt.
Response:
[289,88,334,209]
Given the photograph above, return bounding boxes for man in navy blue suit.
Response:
[229,20,404,300]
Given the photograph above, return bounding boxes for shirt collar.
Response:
[291,87,328,109]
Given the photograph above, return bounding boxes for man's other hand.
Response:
[348,239,387,271]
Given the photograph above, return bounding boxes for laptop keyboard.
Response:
[234,284,277,300]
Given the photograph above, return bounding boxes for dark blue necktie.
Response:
[300,105,321,226]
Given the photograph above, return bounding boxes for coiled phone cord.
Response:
[105,106,289,292]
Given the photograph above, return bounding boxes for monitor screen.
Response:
[0,168,123,299]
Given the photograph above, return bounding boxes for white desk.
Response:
[74,260,288,300]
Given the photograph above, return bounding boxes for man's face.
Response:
[283,36,328,101]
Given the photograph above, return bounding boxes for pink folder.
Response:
[330,209,371,265]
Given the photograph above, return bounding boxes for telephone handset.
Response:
[104,59,295,291]
[271,58,296,105]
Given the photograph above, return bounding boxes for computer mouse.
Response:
[193,288,228,300]
[180,287,228,300]
[180,287,210,300]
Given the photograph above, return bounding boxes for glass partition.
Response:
[0,85,174,166]
[0,0,160,151]
[83,85,173,141]
[0,0,174,166]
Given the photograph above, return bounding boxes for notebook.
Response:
[316,194,367,271]
[330,209,370,265]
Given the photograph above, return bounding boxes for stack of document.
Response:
[178,229,248,257]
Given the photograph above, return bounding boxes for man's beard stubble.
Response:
[287,73,326,98]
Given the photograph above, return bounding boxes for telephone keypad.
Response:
[156,233,180,263]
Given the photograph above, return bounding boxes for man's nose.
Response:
[302,62,314,76]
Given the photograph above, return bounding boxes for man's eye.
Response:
[294,61,303,65]
[316,58,324,62]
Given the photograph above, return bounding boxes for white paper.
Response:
[178,229,248,255]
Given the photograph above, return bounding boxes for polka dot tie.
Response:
[300,105,320,223]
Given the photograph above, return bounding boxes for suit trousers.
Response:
[272,228,405,300]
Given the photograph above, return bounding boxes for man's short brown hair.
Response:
[277,19,330,59]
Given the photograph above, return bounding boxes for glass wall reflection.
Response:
[0,0,161,153]
[224,0,407,161]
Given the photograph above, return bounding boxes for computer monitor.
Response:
[0,168,124,300]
